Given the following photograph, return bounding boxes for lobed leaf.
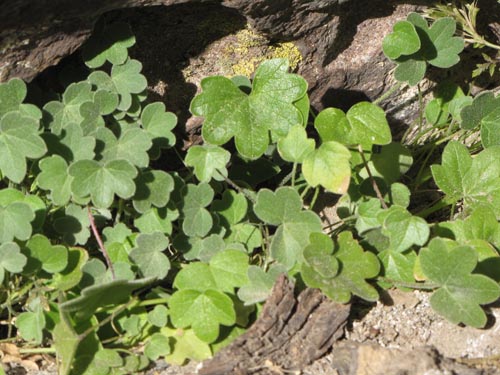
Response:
[420,238,500,327]
[190,58,307,159]
[254,187,322,268]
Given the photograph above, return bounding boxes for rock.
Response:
[330,341,488,375]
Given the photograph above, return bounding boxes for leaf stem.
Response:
[415,198,450,218]
[78,297,137,341]
[87,206,115,280]
[291,162,298,187]
[136,298,170,307]
[309,187,320,211]
[378,277,438,290]
[373,81,404,105]
[357,145,388,209]
[20,347,56,354]
[221,174,256,204]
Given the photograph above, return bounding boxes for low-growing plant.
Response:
[1,7,500,374]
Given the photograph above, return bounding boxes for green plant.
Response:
[1,8,500,375]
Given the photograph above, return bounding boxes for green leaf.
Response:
[147,305,169,328]
[212,190,248,226]
[420,238,500,327]
[15,308,46,345]
[144,333,171,360]
[380,206,429,252]
[93,349,123,370]
[57,122,96,162]
[83,22,136,68]
[481,105,500,148]
[174,250,249,293]
[103,223,133,245]
[169,289,236,343]
[53,316,80,375]
[43,82,93,134]
[425,82,466,126]
[314,103,391,148]
[60,277,155,320]
[0,242,27,283]
[190,58,307,159]
[162,327,212,365]
[277,124,315,163]
[359,143,413,185]
[0,189,46,231]
[301,233,339,283]
[88,59,147,111]
[37,155,73,206]
[97,127,152,168]
[378,249,416,284]
[302,141,351,194]
[225,223,262,252]
[237,264,287,305]
[180,183,214,237]
[133,169,174,213]
[93,89,119,116]
[69,159,138,208]
[176,234,225,262]
[185,144,231,182]
[129,232,171,280]
[390,13,464,85]
[389,182,411,208]
[0,112,47,183]
[53,204,91,246]
[316,231,379,303]
[431,141,471,201]
[209,250,249,291]
[383,20,421,59]
[426,17,465,68]
[24,234,68,274]
[431,142,500,215]
[254,187,322,269]
[0,78,26,116]
[394,57,427,86]
[461,91,500,130]
[140,102,177,159]
[51,247,88,291]
[355,198,383,235]
[134,204,178,236]
[0,202,34,243]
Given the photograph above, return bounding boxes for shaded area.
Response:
[104,3,247,126]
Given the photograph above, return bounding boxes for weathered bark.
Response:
[198,275,351,375]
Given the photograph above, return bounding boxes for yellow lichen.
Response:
[268,42,303,70]
[227,26,303,78]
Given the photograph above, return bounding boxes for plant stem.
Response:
[378,277,438,290]
[309,187,320,211]
[373,81,404,105]
[291,162,297,187]
[78,298,137,341]
[417,83,424,131]
[222,174,256,204]
[415,198,450,218]
[358,145,388,209]
[20,347,56,354]
[136,298,170,307]
[87,206,115,280]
